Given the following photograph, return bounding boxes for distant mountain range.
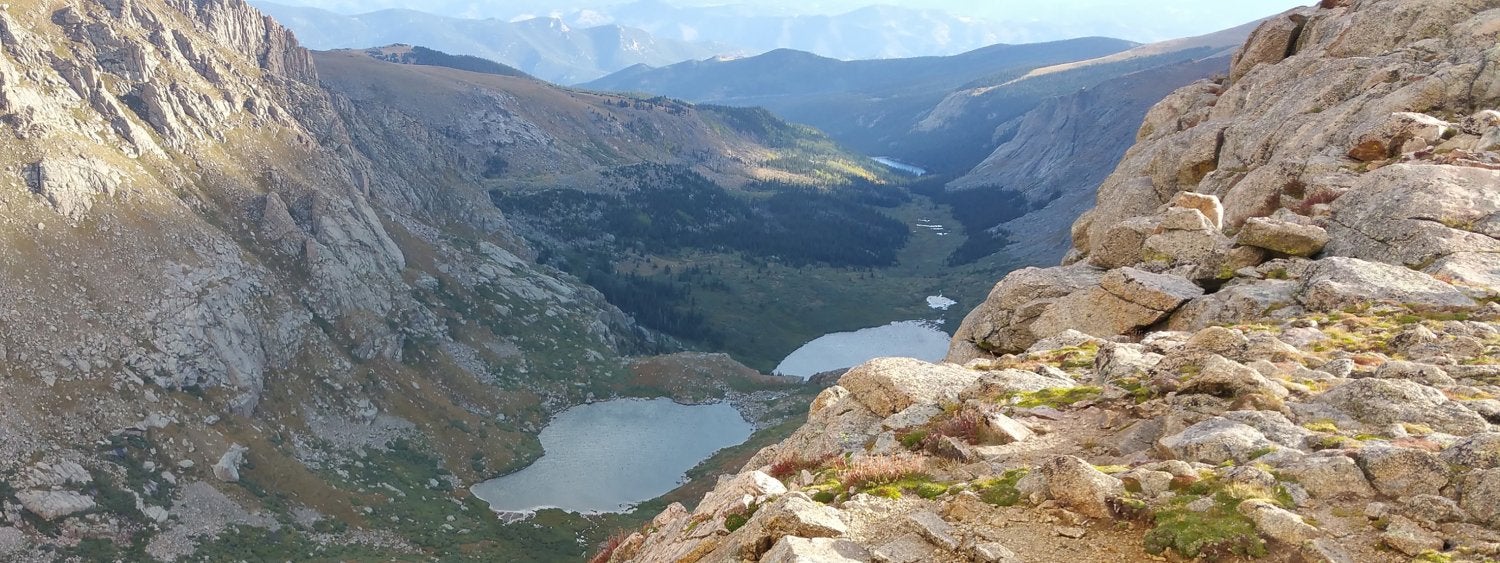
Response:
[583,37,1144,172]
[253,1,728,84]
[563,1,1040,61]
[253,1,1058,84]
[586,21,1259,267]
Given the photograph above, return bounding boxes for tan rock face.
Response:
[1298,257,1477,312]
[1036,455,1124,519]
[839,358,983,418]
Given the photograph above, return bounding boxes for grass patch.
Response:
[1143,476,1295,560]
[839,455,928,491]
[866,477,951,501]
[1036,343,1101,370]
[1301,420,1338,433]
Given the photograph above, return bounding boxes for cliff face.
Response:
[610,1,1500,562]
[946,55,1234,271]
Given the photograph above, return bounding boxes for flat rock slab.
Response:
[763,536,872,563]
[870,533,939,563]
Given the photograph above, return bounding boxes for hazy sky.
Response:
[267,0,1309,43]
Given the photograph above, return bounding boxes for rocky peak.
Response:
[612,1,1500,561]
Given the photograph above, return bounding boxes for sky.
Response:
[265,0,1310,43]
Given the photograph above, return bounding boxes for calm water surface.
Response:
[773,320,951,378]
[472,398,752,515]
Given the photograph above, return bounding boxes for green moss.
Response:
[854,476,951,501]
[1115,378,1154,404]
[1005,387,1102,409]
[1094,465,1130,475]
[1247,446,1277,460]
[1310,435,1360,451]
[974,469,1029,507]
[1401,423,1434,436]
[1301,420,1339,433]
[867,485,903,500]
[913,482,949,500]
[1414,550,1454,563]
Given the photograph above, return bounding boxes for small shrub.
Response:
[897,430,929,450]
[724,503,761,532]
[588,530,633,563]
[930,409,983,445]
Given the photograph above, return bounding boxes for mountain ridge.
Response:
[252,0,729,83]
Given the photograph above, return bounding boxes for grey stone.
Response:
[1239,499,1320,546]
[1158,417,1276,465]
[1302,378,1489,435]
[1037,455,1124,519]
[1355,447,1450,498]
[1237,217,1329,257]
[971,542,1020,563]
[976,412,1034,445]
[1277,455,1375,500]
[906,511,959,551]
[762,537,871,563]
[15,490,95,521]
[869,533,938,563]
[1298,257,1476,312]
[1380,516,1443,557]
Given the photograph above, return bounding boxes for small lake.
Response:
[773,320,952,378]
[471,398,753,515]
[872,157,928,176]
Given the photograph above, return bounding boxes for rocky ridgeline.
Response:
[609,1,1500,562]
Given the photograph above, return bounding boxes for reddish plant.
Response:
[931,408,984,445]
[1290,187,1344,215]
[768,453,833,480]
[588,530,633,563]
[840,455,927,490]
